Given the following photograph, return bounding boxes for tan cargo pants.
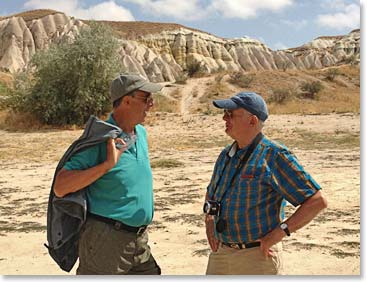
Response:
[206,242,283,275]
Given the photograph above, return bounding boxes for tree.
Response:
[11,22,121,126]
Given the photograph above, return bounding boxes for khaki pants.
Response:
[206,243,283,275]
[76,217,161,275]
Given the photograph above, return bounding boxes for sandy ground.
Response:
[0,112,360,275]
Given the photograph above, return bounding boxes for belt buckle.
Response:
[228,243,240,249]
[137,226,146,235]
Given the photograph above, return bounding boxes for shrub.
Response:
[175,72,188,84]
[300,81,323,99]
[268,88,291,104]
[228,72,254,88]
[324,68,341,81]
[9,22,121,126]
[0,81,11,110]
[186,61,205,77]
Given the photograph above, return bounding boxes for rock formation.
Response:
[0,10,360,82]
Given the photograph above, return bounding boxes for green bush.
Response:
[0,81,11,110]
[10,22,121,126]
[300,81,323,99]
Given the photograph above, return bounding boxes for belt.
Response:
[88,213,147,235]
[221,241,261,250]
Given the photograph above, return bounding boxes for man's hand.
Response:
[104,138,126,170]
[205,215,220,252]
[259,227,285,258]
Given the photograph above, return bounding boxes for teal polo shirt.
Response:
[64,114,153,227]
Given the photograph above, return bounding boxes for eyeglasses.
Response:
[223,109,233,118]
[131,94,153,104]
[223,109,254,119]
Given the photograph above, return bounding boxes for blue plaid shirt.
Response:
[207,134,321,243]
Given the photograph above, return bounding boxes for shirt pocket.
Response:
[238,165,272,199]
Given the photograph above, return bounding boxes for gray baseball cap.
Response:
[110,74,163,102]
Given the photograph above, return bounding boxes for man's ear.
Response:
[249,115,258,127]
[123,95,131,105]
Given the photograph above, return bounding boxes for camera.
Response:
[216,218,226,233]
[203,200,221,216]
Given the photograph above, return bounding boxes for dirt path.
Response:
[179,77,213,116]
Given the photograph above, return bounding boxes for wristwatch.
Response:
[280,222,290,236]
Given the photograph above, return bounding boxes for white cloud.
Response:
[208,0,293,19]
[319,0,351,10]
[123,0,293,20]
[24,0,135,21]
[122,0,206,20]
[281,19,308,30]
[317,3,360,30]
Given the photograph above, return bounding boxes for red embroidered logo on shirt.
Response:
[241,174,255,179]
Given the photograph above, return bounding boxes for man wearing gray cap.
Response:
[53,74,163,275]
[203,92,327,275]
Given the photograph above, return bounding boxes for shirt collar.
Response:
[228,142,249,158]
[106,113,118,126]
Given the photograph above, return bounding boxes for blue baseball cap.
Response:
[213,92,268,121]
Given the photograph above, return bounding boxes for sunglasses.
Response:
[131,94,153,104]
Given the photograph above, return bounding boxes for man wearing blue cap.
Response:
[203,92,327,275]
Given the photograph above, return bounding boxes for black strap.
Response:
[212,133,263,202]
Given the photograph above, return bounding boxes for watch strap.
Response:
[280,223,290,236]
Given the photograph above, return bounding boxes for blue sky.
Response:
[0,0,361,50]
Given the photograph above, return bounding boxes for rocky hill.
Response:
[0,10,360,82]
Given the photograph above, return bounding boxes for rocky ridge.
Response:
[0,10,360,82]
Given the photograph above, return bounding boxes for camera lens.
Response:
[203,202,211,214]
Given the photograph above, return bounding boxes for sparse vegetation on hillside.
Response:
[86,20,213,39]
[186,61,206,78]
[228,72,255,88]
[268,88,293,104]
[324,68,341,81]
[300,81,324,99]
[3,9,60,22]
[0,64,359,130]
[151,93,179,113]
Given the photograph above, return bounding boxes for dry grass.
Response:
[194,65,360,115]
[0,72,14,87]
[2,9,60,22]
[0,65,359,130]
[85,20,213,40]
[2,9,214,40]
[151,93,180,113]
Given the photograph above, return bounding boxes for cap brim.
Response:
[213,99,239,110]
[139,82,163,94]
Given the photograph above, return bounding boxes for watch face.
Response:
[280,223,287,229]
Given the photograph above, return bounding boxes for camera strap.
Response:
[211,132,264,202]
